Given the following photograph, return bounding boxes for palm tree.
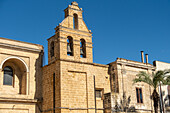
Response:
[133,70,170,113]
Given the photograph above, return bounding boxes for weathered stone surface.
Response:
[0,2,162,113]
[0,37,43,113]
[42,2,110,113]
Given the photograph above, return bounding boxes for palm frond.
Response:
[155,70,170,86]
[133,71,153,86]
[162,74,170,85]
[134,70,170,89]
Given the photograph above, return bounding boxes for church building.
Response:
[1,1,168,113]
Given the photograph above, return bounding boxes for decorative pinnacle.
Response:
[71,1,78,6]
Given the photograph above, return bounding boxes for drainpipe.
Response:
[53,73,55,113]
[94,75,97,113]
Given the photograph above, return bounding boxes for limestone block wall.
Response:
[58,27,93,63]
[0,102,36,113]
[43,2,111,113]
[46,1,93,64]
[48,34,60,64]
[0,37,43,113]
[109,58,155,113]
[42,59,111,113]
[42,61,61,113]
[59,61,110,113]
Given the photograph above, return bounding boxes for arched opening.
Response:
[73,13,78,29]
[67,36,73,56]
[80,39,86,58]
[0,57,28,95]
[50,41,54,57]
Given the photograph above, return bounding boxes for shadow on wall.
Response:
[164,94,170,107]
[34,50,44,113]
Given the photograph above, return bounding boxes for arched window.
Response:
[80,39,86,58]
[73,13,78,29]
[67,36,73,56]
[3,66,13,85]
[50,41,54,57]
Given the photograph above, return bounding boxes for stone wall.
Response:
[109,58,155,113]
[0,37,43,113]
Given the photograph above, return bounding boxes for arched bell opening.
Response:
[73,13,78,29]
[50,41,54,57]
[1,57,28,95]
[80,39,86,58]
[67,36,73,56]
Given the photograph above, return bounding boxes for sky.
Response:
[0,0,170,65]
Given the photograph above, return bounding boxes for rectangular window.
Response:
[96,90,102,98]
[136,88,143,103]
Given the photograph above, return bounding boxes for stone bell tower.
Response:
[47,1,93,64]
[43,2,111,113]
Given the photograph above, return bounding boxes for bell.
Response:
[67,44,71,53]
[80,48,84,55]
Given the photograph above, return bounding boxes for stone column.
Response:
[26,72,29,95]
[0,69,3,89]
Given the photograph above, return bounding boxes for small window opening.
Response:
[67,36,73,56]
[3,66,13,86]
[136,88,143,103]
[96,90,102,98]
[80,39,86,58]
[73,13,78,29]
[50,41,54,57]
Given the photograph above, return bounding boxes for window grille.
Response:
[96,90,102,98]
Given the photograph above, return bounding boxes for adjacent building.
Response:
[154,61,170,112]
[0,37,43,112]
[109,58,155,112]
[0,2,169,113]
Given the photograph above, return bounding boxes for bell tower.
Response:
[43,2,111,113]
[48,1,93,64]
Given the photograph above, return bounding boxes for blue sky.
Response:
[0,0,170,65]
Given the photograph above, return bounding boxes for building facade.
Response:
[154,61,170,112]
[42,2,111,113]
[109,58,155,112]
[0,37,43,113]
[0,2,169,113]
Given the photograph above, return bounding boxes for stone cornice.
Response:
[67,15,83,19]
[59,58,109,68]
[0,37,43,47]
[68,7,83,12]
[64,7,83,12]
[116,60,155,70]
[58,30,92,38]
[0,42,42,53]
[0,97,38,103]
[44,58,109,68]
[59,25,92,34]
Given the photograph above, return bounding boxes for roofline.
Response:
[117,58,152,64]
[153,60,170,65]
[108,57,155,70]
[0,37,43,48]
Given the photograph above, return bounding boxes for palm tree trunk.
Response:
[152,89,159,113]
[154,105,158,113]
